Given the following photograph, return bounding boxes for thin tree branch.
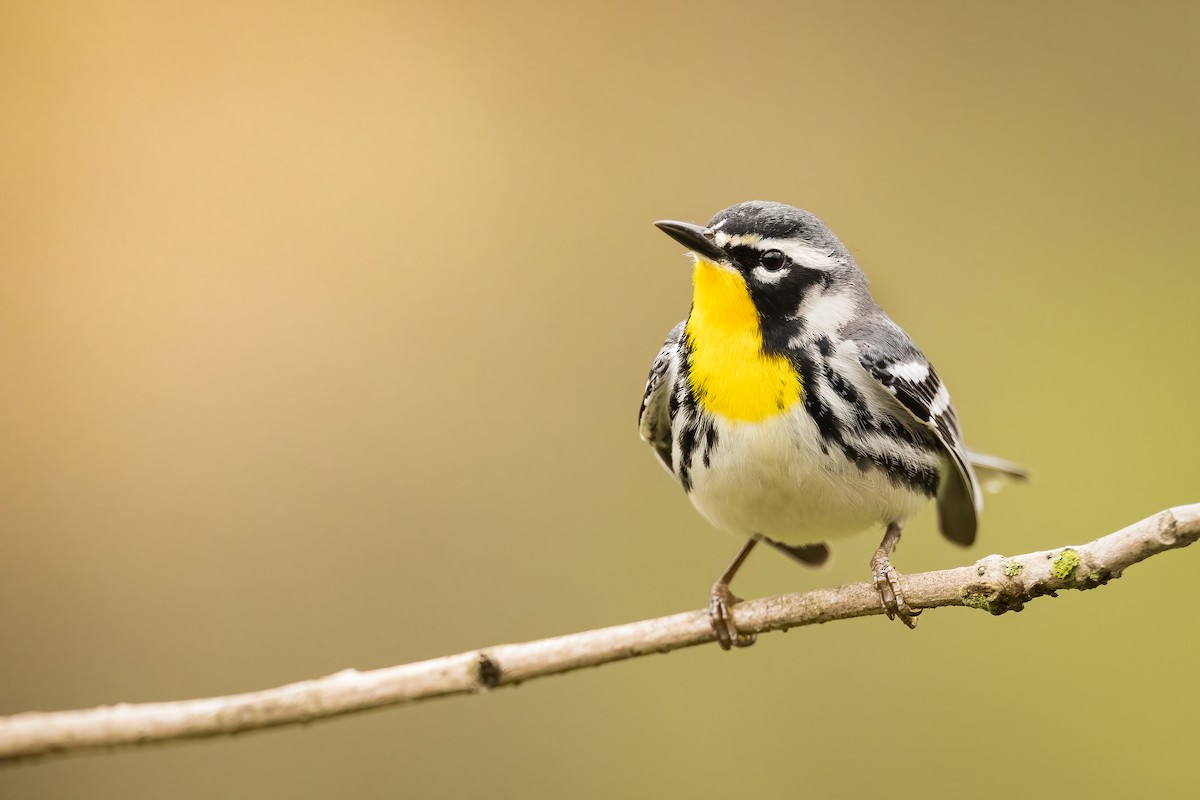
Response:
[3,504,1197,765]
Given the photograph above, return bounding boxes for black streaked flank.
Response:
[840,442,873,473]
[843,441,940,497]
[677,349,698,413]
[823,361,873,430]
[877,414,935,449]
[794,351,841,444]
[677,421,697,493]
[702,424,719,468]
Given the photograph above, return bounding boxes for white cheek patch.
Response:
[751,266,790,284]
[785,290,859,348]
[796,290,857,332]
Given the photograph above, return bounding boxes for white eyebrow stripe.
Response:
[712,231,762,247]
[762,239,842,270]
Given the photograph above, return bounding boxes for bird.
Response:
[639,201,1025,649]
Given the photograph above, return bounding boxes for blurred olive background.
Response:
[1,1,1197,797]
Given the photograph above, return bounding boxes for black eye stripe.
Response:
[726,245,759,265]
[725,244,789,273]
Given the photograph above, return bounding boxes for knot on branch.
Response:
[1157,507,1180,545]
[476,653,502,689]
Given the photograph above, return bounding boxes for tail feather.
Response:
[966,450,1029,494]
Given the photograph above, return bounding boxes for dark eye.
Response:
[760,249,787,271]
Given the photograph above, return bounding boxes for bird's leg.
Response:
[870,522,920,629]
[710,538,759,650]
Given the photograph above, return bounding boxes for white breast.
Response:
[681,406,933,546]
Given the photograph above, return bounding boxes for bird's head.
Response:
[655,201,865,351]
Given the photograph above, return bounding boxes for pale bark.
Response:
[2,504,1197,765]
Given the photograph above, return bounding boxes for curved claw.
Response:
[710,582,756,649]
[871,552,920,629]
[870,523,920,629]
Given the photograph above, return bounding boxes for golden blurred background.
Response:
[1,1,1197,797]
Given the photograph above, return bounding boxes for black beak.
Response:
[654,220,727,263]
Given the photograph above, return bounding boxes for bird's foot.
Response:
[870,548,920,629]
[709,581,756,650]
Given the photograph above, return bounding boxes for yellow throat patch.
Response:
[685,260,803,422]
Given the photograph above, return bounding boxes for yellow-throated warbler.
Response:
[640,201,1025,648]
